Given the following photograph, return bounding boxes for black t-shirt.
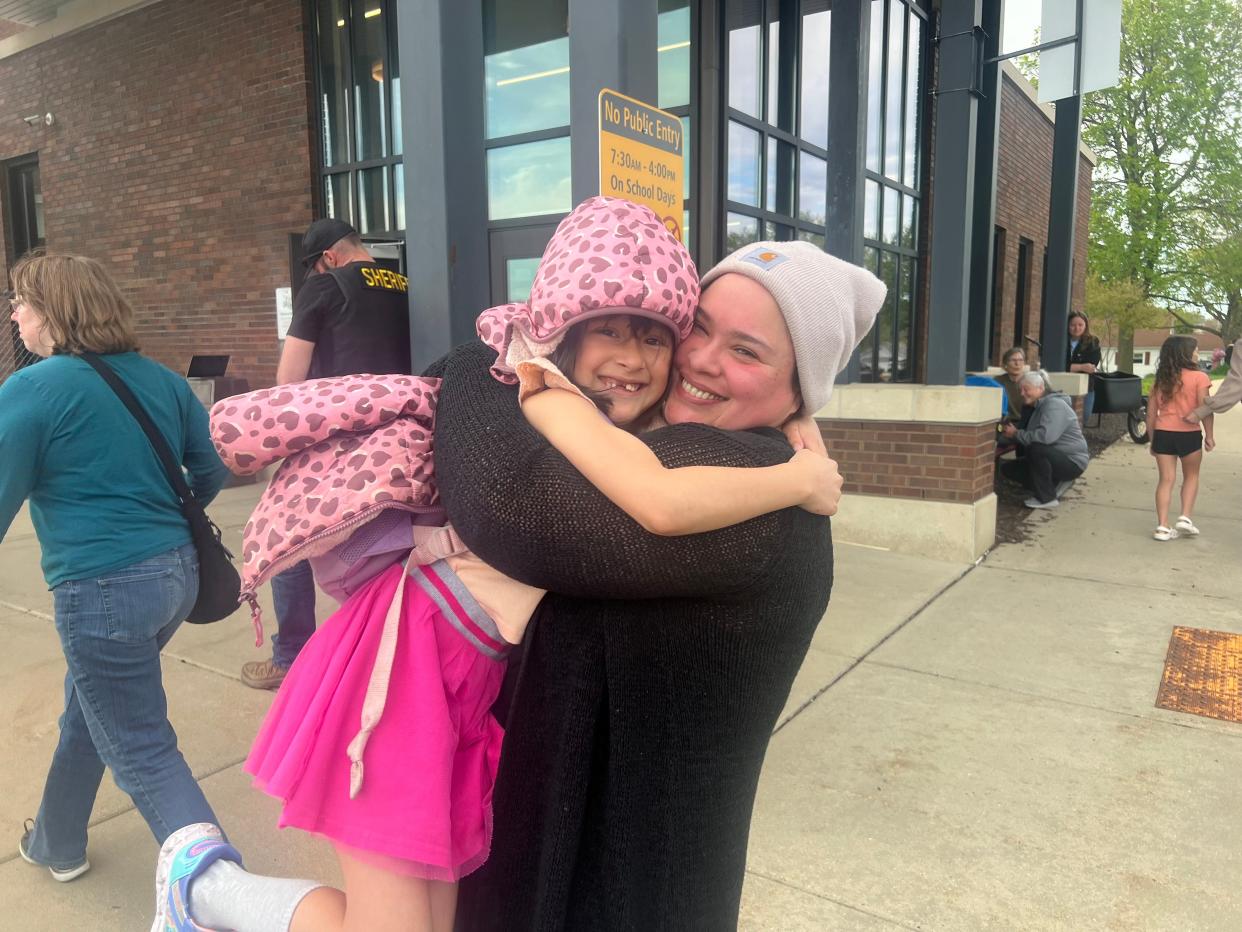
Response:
[287,261,411,378]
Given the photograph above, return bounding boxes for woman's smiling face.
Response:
[663,273,801,430]
[570,315,674,427]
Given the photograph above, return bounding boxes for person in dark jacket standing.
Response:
[242,219,413,690]
[436,241,885,932]
[1067,311,1102,419]
[1001,370,1090,508]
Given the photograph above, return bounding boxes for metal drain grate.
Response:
[1155,626,1242,724]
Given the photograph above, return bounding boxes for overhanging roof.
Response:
[0,0,160,60]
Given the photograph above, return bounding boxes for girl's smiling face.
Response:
[571,315,674,427]
[1068,316,1086,339]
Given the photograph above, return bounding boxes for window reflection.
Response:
[884,0,904,180]
[766,138,794,214]
[727,122,761,206]
[507,257,541,302]
[897,257,914,379]
[358,165,390,234]
[354,2,389,161]
[798,151,826,225]
[903,13,922,186]
[658,0,691,110]
[882,189,899,245]
[864,179,880,240]
[487,136,572,220]
[866,0,883,173]
[726,212,760,251]
[727,1,761,117]
[483,0,570,139]
[394,163,405,231]
[766,0,782,127]
[800,5,830,149]
[324,173,353,226]
[318,0,351,167]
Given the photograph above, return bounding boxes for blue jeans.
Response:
[25,543,218,869]
[270,559,316,669]
[1083,390,1096,421]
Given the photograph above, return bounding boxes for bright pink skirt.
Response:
[245,561,506,881]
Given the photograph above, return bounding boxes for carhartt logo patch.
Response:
[741,247,788,270]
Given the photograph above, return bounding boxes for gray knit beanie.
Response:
[699,241,887,413]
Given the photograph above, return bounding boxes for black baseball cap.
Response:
[302,218,357,267]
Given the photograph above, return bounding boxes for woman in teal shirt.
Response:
[1,254,229,882]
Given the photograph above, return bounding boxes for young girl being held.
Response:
[1147,335,1214,541]
[152,198,842,932]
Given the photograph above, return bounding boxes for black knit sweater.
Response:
[430,341,834,931]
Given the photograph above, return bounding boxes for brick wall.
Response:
[0,0,314,388]
[991,71,1094,368]
[819,420,996,504]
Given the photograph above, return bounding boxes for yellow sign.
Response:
[598,89,684,242]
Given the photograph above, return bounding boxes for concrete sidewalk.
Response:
[2,408,1241,929]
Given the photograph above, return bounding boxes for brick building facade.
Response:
[991,65,1094,369]
[0,0,315,388]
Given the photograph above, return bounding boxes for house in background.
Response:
[1102,328,1222,377]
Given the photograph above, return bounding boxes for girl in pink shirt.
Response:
[1146,335,1215,540]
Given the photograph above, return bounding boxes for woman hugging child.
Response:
[150,197,861,932]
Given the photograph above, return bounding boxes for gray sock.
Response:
[189,859,322,932]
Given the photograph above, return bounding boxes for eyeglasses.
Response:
[5,291,24,314]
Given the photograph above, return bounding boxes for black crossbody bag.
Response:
[80,353,241,623]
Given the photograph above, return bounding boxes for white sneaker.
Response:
[1025,497,1059,509]
[1054,479,1076,499]
[1153,526,1179,541]
[1174,515,1200,536]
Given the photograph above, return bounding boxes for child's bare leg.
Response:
[1179,449,1203,518]
[429,881,459,932]
[335,844,434,932]
[290,886,347,932]
[1155,454,1177,527]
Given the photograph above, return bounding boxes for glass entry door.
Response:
[488,224,558,304]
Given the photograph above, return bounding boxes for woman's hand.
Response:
[782,414,828,455]
[1205,435,1216,452]
[790,449,844,516]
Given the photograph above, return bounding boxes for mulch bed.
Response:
[993,411,1130,545]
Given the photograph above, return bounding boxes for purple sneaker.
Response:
[150,823,243,932]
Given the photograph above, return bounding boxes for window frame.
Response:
[856,0,928,383]
[721,0,831,249]
[310,0,406,238]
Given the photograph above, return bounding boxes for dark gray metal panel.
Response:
[399,0,489,372]
[692,0,723,271]
[925,0,983,384]
[965,0,1003,370]
[568,0,659,204]
[825,0,872,384]
[1039,92,1081,372]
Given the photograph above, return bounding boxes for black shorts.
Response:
[1151,429,1202,457]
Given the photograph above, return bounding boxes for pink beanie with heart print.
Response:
[476,196,699,383]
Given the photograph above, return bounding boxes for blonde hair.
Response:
[9,253,140,355]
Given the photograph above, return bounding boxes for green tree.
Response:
[1081,0,1242,368]
[1157,234,1242,344]
[1085,274,1165,369]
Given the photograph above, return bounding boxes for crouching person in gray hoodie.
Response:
[1000,371,1090,509]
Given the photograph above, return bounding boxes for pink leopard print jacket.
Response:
[210,374,443,637]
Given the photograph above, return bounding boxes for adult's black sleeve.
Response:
[286,273,341,344]
[432,340,820,601]
[1084,340,1102,366]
